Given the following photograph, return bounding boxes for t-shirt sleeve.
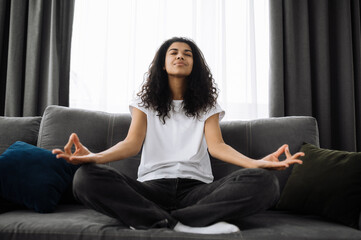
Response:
[202,102,225,121]
[129,97,148,116]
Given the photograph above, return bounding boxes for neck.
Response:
[168,76,186,100]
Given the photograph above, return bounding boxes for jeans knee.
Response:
[73,164,95,198]
[73,163,128,200]
[254,168,280,207]
[73,163,112,200]
[235,168,280,207]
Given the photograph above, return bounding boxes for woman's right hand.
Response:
[52,133,99,165]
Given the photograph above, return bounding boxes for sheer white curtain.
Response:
[70,0,269,120]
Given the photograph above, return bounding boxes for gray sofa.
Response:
[0,105,361,240]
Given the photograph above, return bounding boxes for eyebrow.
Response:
[168,48,192,53]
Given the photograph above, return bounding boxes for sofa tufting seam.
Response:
[37,107,50,148]
[110,114,115,146]
[105,114,114,166]
[247,121,251,157]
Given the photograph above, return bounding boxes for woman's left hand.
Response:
[255,144,304,170]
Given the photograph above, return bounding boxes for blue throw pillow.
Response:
[0,141,79,213]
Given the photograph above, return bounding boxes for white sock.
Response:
[174,221,240,234]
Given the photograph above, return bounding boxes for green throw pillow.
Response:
[276,143,361,229]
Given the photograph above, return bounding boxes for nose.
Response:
[176,55,184,60]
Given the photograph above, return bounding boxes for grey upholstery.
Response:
[38,106,319,187]
[0,116,41,154]
[237,211,361,240]
[211,117,319,191]
[0,205,243,240]
[0,105,359,240]
[37,105,139,179]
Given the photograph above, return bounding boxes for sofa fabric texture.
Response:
[0,116,41,154]
[0,105,360,240]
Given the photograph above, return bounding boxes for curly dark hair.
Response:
[137,37,218,123]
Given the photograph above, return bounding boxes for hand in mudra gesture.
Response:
[52,133,98,165]
[257,144,304,170]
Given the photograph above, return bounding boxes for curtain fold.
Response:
[0,0,75,117]
[270,0,361,151]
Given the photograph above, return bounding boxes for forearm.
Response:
[95,140,141,164]
[208,143,259,168]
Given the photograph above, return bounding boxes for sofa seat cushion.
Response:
[0,205,243,240]
[236,211,361,240]
[1,206,360,240]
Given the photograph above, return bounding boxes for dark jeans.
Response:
[73,163,280,229]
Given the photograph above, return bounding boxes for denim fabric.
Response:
[73,164,279,229]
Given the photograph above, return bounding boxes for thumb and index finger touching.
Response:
[273,144,305,167]
[275,144,305,159]
[273,144,288,158]
[52,133,82,156]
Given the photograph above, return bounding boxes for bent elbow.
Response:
[133,145,142,156]
[207,145,218,159]
[129,143,143,157]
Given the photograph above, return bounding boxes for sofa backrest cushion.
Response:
[38,106,319,191]
[0,116,42,154]
[213,117,319,191]
[37,106,139,179]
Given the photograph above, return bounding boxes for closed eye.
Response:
[184,50,193,57]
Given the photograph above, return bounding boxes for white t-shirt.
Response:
[129,98,225,183]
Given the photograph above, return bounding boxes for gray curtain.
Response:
[0,0,75,117]
[270,0,361,152]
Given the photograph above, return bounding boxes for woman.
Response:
[53,37,304,234]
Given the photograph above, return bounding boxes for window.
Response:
[70,0,269,120]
